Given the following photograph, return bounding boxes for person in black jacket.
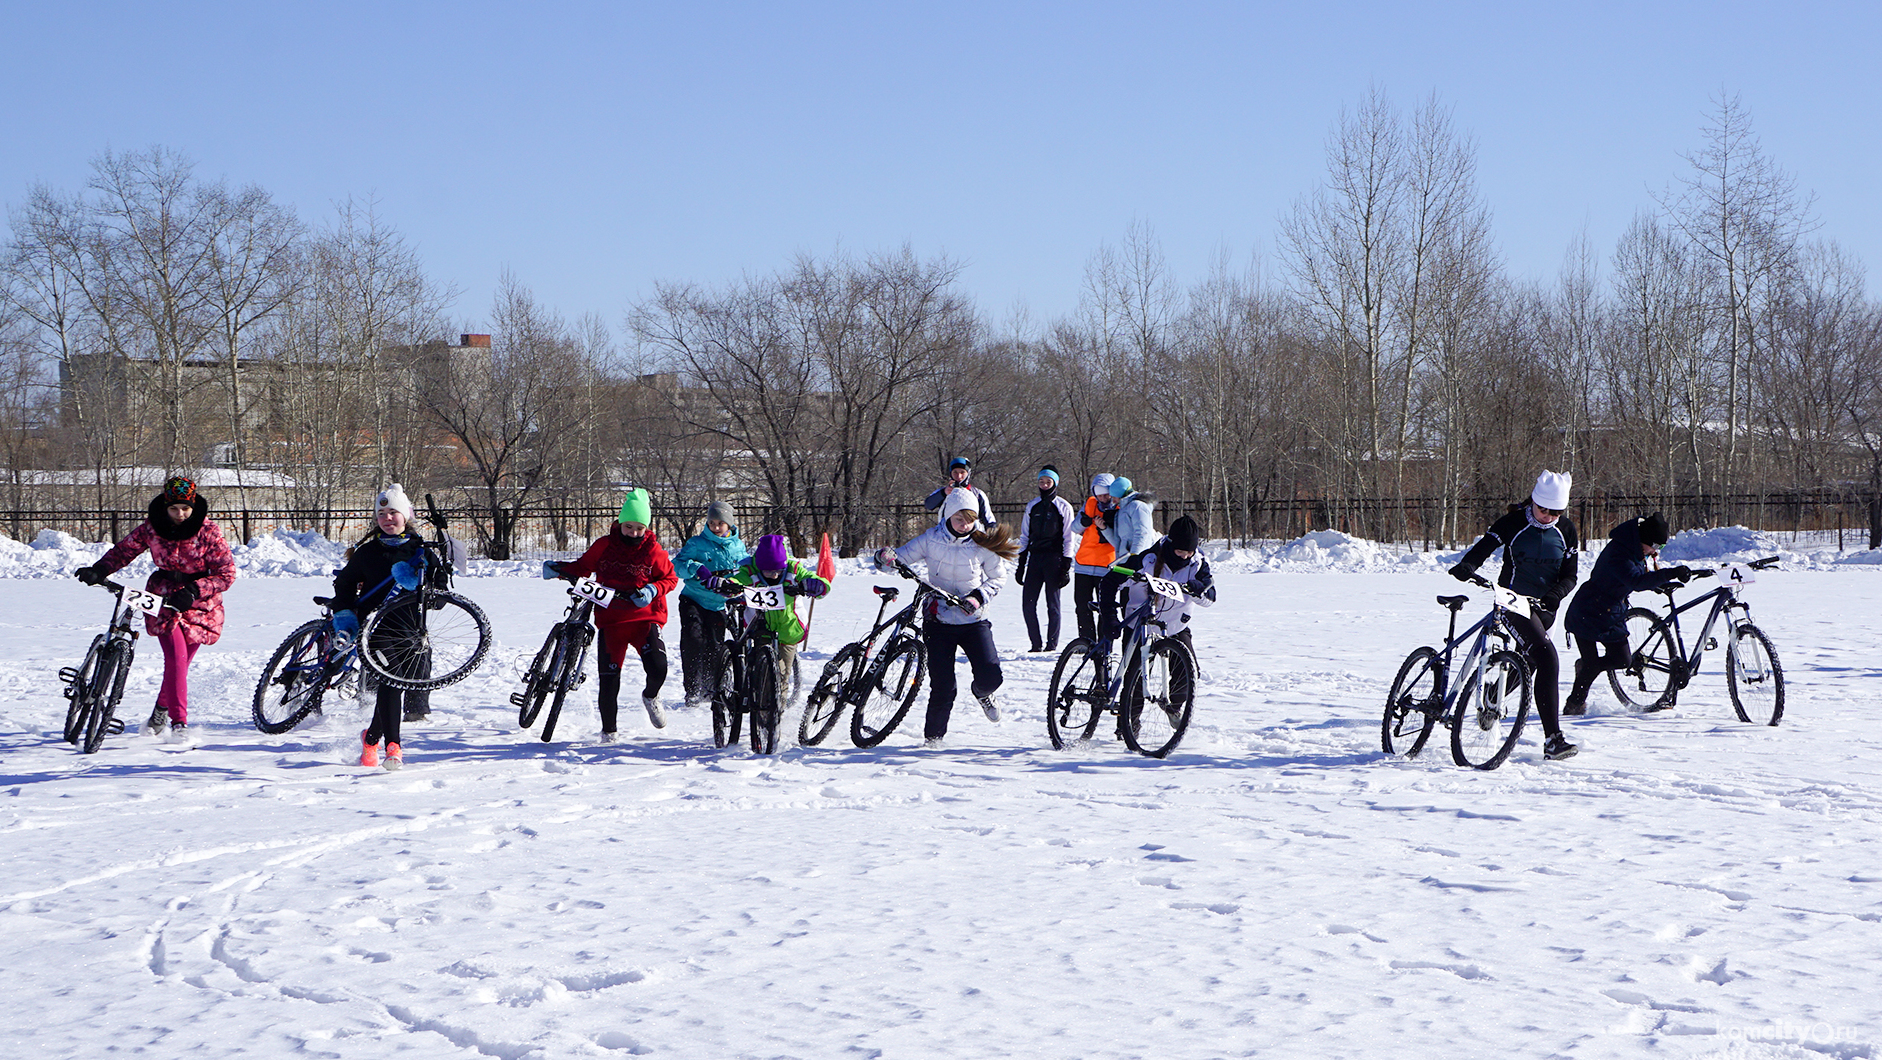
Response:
[1016,465,1077,652]
[331,484,430,769]
[1449,470,1581,761]
[1561,512,1693,715]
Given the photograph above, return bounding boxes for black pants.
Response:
[1509,611,1562,738]
[1020,553,1063,650]
[922,618,1003,740]
[677,595,727,702]
[1073,572,1105,642]
[363,604,428,745]
[1568,632,1630,704]
[597,625,668,734]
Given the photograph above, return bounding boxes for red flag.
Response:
[816,532,836,581]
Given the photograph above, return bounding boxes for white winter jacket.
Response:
[896,523,1006,625]
[1104,492,1158,557]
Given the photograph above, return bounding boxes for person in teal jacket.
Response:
[671,501,749,708]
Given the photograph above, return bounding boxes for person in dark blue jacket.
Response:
[1449,470,1581,761]
[1561,512,1693,715]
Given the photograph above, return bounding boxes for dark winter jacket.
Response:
[1454,504,1580,621]
[331,529,427,617]
[1564,518,1686,640]
[94,494,237,646]
[562,526,680,628]
[1018,492,1077,557]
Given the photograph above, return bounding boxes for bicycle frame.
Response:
[1427,590,1525,726]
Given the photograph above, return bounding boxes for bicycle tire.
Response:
[1449,648,1530,770]
[1382,645,1443,757]
[538,630,577,742]
[749,643,782,754]
[1121,637,1196,759]
[850,638,924,748]
[800,643,864,746]
[712,650,742,748]
[81,639,133,754]
[360,588,492,690]
[254,620,332,734]
[1046,638,1106,750]
[515,626,562,728]
[1608,608,1680,711]
[1726,623,1785,726]
[63,635,107,743]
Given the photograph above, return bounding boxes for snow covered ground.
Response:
[2,533,1878,1058]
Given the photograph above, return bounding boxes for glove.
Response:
[698,569,726,591]
[75,565,106,586]
[542,560,569,580]
[958,590,985,616]
[1667,565,1693,584]
[873,547,897,573]
[1054,556,1072,589]
[330,609,360,650]
[793,576,828,599]
[629,585,656,608]
[1448,563,1474,583]
[1014,553,1030,583]
[392,560,422,591]
[164,585,198,612]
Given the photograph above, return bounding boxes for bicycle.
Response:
[708,578,800,753]
[252,495,490,733]
[1608,556,1785,724]
[1045,568,1199,759]
[60,578,170,754]
[1381,577,1536,770]
[797,560,947,749]
[511,576,606,741]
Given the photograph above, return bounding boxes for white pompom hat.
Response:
[376,483,415,520]
[1531,470,1572,511]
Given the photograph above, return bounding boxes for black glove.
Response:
[1053,556,1072,589]
[1447,563,1474,583]
[75,565,107,586]
[1014,553,1029,583]
[165,585,198,612]
[1668,565,1693,584]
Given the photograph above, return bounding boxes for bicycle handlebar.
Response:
[424,492,449,532]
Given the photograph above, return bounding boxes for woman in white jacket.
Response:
[876,489,1020,744]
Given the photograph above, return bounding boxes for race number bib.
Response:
[743,585,788,611]
[1722,563,1757,589]
[572,576,616,607]
[124,588,166,616]
[1145,574,1186,601]
[1493,585,1532,618]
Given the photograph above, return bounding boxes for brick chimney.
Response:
[460,334,492,348]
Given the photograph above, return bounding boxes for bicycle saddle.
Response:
[313,595,334,607]
[873,585,901,601]
[1437,594,1469,611]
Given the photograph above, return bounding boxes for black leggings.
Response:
[1508,612,1563,738]
[922,618,1003,740]
[1568,633,1630,703]
[1073,572,1104,642]
[1020,555,1063,649]
[677,595,727,701]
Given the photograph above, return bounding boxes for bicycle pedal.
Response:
[58,666,81,686]
[1706,637,1718,650]
[508,691,529,708]
[105,718,126,735]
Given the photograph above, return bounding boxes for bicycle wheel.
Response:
[1121,637,1196,759]
[254,620,332,734]
[81,639,133,754]
[749,644,782,754]
[1450,648,1530,770]
[515,626,563,728]
[712,650,743,748]
[1382,646,1443,757]
[801,643,864,746]
[63,635,107,743]
[1726,623,1785,726]
[539,629,584,742]
[1046,639,1106,750]
[1608,608,1679,711]
[360,589,492,690]
[850,638,924,748]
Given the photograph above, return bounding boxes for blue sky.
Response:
[4,1,1876,331]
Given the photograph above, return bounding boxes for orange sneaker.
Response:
[383,742,403,771]
[359,729,379,768]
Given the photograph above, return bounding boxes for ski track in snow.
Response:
[1,570,1878,1059]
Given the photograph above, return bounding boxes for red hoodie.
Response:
[562,526,679,627]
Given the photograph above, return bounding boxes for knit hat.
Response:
[162,475,198,505]
[1167,515,1202,551]
[705,501,736,532]
[1091,473,1115,496]
[940,488,983,529]
[1638,512,1670,547]
[755,533,789,575]
[1107,476,1134,498]
[618,487,651,527]
[1037,465,1059,485]
[1531,470,1572,511]
[375,483,415,520]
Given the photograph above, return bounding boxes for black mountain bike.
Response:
[1382,577,1536,770]
[1046,568,1199,759]
[1610,556,1785,724]
[512,576,604,741]
[798,561,948,748]
[709,578,799,753]
[61,578,170,754]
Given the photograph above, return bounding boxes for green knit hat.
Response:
[617,487,651,526]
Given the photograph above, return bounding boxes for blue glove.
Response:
[392,560,422,591]
[330,609,360,651]
[542,560,569,580]
[629,585,656,607]
[796,576,828,599]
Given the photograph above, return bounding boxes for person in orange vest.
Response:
[1071,473,1118,643]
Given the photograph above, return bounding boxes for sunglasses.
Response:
[1534,503,1565,517]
